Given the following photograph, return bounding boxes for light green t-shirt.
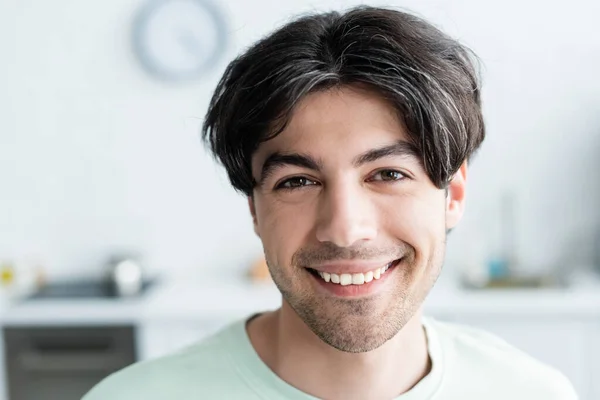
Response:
[83,317,577,400]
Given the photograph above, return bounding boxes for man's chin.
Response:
[310,315,400,353]
[288,299,404,353]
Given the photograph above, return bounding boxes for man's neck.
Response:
[247,302,431,400]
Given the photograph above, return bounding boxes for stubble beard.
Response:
[266,246,444,353]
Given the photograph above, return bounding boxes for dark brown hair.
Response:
[202,6,485,196]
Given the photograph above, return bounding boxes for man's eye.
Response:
[275,177,318,190]
[370,169,406,182]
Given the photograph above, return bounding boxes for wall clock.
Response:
[132,0,227,81]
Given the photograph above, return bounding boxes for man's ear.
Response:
[445,161,468,230]
[248,196,260,237]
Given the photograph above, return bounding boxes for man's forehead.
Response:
[254,94,410,156]
[288,86,404,132]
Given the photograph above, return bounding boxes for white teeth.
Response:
[317,260,397,285]
[340,274,352,286]
[352,273,365,285]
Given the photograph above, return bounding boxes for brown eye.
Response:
[371,169,405,182]
[276,177,318,190]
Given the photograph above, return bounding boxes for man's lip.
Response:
[306,259,400,274]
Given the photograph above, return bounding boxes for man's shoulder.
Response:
[83,322,252,400]
[428,318,578,399]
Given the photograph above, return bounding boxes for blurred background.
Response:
[1,0,599,399]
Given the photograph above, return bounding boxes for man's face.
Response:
[249,86,466,352]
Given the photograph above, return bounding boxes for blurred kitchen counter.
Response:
[1,269,600,326]
[1,270,599,399]
[424,269,600,317]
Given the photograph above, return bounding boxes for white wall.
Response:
[1,0,599,280]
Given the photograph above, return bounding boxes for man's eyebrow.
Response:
[259,152,323,183]
[258,141,421,184]
[353,140,421,167]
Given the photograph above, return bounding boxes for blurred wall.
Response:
[1,0,600,279]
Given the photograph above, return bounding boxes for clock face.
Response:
[132,0,227,81]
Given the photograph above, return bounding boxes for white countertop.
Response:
[2,271,600,326]
[0,280,283,326]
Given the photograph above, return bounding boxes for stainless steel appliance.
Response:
[5,326,136,400]
[10,276,155,399]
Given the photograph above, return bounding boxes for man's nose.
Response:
[315,181,378,248]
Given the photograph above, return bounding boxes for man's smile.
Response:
[306,258,402,297]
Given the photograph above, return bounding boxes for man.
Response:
[85,6,577,400]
